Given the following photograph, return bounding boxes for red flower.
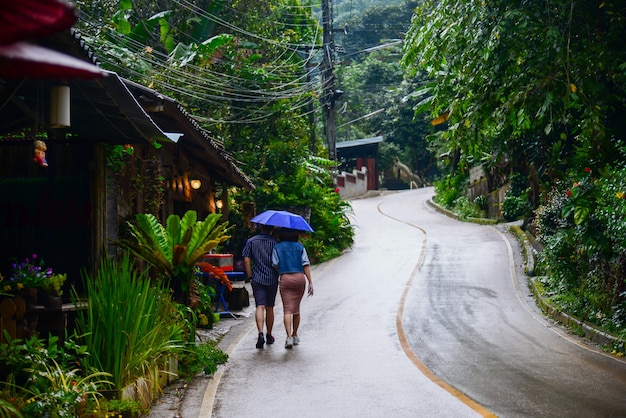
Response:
[196,262,232,291]
[584,167,591,173]
[566,190,572,197]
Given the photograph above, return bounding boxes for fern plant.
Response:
[116,210,231,303]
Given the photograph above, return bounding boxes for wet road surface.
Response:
[205,188,626,417]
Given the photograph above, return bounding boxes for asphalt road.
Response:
[201,188,626,418]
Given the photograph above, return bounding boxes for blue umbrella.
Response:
[250,210,314,232]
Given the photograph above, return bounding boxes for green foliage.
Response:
[337,50,438,182]
[194,280,217,329]
[432,172,487,219]
[41,273,67,296]
[104,144,134,173]
[19,358,110,417]
[0,333,111,417]
[502,173,531,221]
[74,254,184,393]
[178,341,228,380]
[533,164,626,335]
[117,211,231,302]
[432,172,468,209]
[97,398,147,417]
[452,196,485,220]
[0,399,21,418]
[402,0,626,196]
[474,195,488,212]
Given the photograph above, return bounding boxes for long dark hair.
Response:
[276,228,300,242]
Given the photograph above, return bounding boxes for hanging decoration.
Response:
[50,85,70,128]
[33,139,48,167]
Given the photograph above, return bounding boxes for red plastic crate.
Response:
[202,254,233,271]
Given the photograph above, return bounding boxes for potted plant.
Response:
[41,273,67,309]
[7,254,52,305]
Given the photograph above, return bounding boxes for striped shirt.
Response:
[242,233,279,286]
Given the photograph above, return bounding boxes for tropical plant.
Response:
[192,286,213,329]
[116,210,231,303]
[74,254,184,396]
[432,172,468,209]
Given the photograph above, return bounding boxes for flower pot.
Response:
[42,294,63,310]
[20,288,38,308]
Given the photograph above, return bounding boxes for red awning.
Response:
[0,0,76,45]
[0,42,107,79]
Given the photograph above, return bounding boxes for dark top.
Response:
[242,233,279,286]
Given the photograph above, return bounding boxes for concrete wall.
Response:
[467,165,509,220]
[336,167,368,199]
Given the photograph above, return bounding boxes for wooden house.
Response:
[0,28,253,300]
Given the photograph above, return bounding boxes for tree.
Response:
[335,0,419,60]
[402,0,626,196]
[337,50,436,181]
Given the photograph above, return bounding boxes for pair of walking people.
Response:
[243,224,314,349]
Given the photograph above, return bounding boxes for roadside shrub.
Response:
[502,194,530,220]
[533,165,626,335]
[502,172,531,221]
[474,194,488,212]
[453,196,485,219]
[433,172,468,208]
[178,341,228,380]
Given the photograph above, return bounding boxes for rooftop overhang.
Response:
[0,69,170,145]
[336,136,383,159]
[0,30,254,190]
[123,79,254,190]
[0,31,168,144]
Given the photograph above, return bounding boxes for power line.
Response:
[76,7,326,124]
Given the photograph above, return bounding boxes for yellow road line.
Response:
[378,202,498,418]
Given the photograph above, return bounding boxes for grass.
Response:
[74,254,185,395]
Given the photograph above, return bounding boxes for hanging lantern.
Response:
[190,179,202,190]
[50,85,70,128]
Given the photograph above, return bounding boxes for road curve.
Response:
[207,188,626,418]
[394,189,626,417]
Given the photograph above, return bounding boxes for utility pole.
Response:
[321,0,337,161]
